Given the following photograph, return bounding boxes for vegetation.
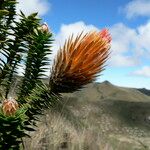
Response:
[0,0,111,149]
[24,82,150,149]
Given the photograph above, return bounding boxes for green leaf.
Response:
[0,10,9,16]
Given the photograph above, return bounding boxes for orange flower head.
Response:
[50,29,111,93]
[2,98,19,116]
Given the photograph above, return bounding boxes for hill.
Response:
[68,80,150,102]
[24,81,150,150]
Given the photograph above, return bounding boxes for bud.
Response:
[2,98,19,116]
[38,22,49,33]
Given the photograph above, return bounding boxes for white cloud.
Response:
[137,22,150,54]
[132,66,150,77]
[123,0,150,19]
[109,23,140,67]
[110,23,137,54]
[109,21,150,67]
[52,21,98,60]
[54,21,98,47]
[16,0,51,16]
[110,55,139,67]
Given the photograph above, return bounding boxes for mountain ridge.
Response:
[67,80,150,103]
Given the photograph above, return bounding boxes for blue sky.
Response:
[42,0,149,31]
[17,0,150,89]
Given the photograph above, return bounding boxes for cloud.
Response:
[52,21,98,59]
[109,23,140,67]
[137,22,150,54]
[123,0,150,19]
[54,21,98,47]
[109,21,150,67]
[16,0,51,16]
[110,55,139,67]
[132,66,150,77]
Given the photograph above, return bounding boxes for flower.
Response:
[38,22,49,33]
[50,29,111,93]
[99,28,111,43]
[2,98,19,116]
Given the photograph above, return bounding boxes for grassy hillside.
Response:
[23,81,150,150]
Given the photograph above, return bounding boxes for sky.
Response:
[17,0,150,89]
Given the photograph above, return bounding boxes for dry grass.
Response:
[24,108,150,150]
[24,111,114,150]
